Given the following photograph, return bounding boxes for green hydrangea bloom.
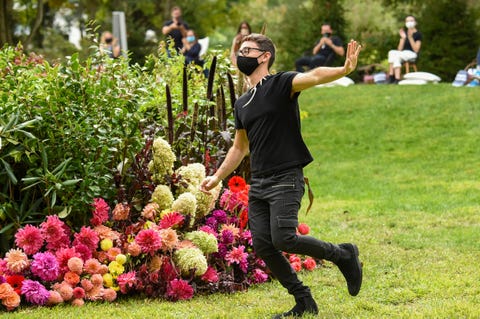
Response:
[195,181,222,218]
[172,192,197,216]
[150,137,176,183]
[185,231,218,254]
[176,163,206,194]
[175,247,208,276]
[151,185,174,210]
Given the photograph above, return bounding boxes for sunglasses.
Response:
[237,47,266,56]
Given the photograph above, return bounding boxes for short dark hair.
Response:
[242,33,276,68]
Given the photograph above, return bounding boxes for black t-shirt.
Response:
[402,31,422,52]
[317,35,343,58]
[234,71,313,177]
[163,20,189,50]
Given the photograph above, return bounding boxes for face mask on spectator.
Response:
[187,36,195,43]
[405,21,416,29]
[241,28,249,36]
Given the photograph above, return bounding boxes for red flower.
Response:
[166,279,194,301]
[297,223,310,235]
[201,267,219,283]
[90,198,110,226]
[228,176,247,193]
[6,275,25,295]
[291,261,302,272]
[302,258,317,271]
[158,212,185,229]
[289,254,301,263]
[239,208,249,232]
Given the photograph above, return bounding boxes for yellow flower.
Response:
[108,260,125,277]
[103,273,114,287]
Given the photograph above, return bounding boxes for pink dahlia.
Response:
[21,279,50,305]
[67,256,84,274]
[198,225,217,236]
[135,229,162,255]
[72,243,92,261]
[73,226,99,251]
[31,252,60,282]
[90,198,110,226]
[55,247,81,275]
[166,279,194,301]
[158,211,185,229]
[251,268,269,284]
[47,290,63,305]
[83,258,102,275]
[103,287,117,302]
[40,215,70,251]
[14,225,44,255]
[117,271,137,294]
[225,245,248,266]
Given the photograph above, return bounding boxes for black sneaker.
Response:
[336,243,362,296]
[272,295,318,318]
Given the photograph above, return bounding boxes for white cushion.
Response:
[316,76,355,87]
[403,72,441,83]
[398,79,428,85]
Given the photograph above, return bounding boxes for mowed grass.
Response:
[4,84,480,318]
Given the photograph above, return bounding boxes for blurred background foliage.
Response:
[1,0,479,80]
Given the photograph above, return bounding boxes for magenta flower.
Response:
[73,226,99,251]
[21,279,50,305]
[166,279,194,301]
[14,225,44,255]
[225,245,248,267]
[31,252,60,282]
[117,271,137,294]
[198,225,217,236]
[212,209,228,224]
[135,229,162,255]
[221,229,235,245]
[251,268,269,284]
[72,243,92,261]
[90,198,110,226]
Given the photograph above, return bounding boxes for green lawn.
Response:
[4,84,480,318]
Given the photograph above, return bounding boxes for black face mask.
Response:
[322,33,331,38]
[237,54,264,75]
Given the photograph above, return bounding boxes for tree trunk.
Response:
[0,0,14,46]
[24,0,44,49]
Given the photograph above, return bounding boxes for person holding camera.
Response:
[162,6,189,52]
[387,15,422,84]
[295,24,345,72]
[100,31,121,58]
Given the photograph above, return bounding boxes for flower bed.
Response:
[0,137,319,311]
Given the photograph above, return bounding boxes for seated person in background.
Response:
[387,15,422,84]
[295,23,344,72]
[100,31,120,58]
[181,29,203,66]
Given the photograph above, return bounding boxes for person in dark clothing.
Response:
[387,15,422,83]
[295,24,345,72]
[181,29,202,66]
[200,33,363,318]
[162,6,189,52]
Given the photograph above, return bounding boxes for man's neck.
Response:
[246,70,270,88]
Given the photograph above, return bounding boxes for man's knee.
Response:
[272,232,297,252]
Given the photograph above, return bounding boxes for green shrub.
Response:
[0,42,237,253]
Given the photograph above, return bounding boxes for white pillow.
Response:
[398,79,428,85]
[316,76,355,87]
[403,72,441,83]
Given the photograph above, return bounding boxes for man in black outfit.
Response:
[200,33,362,318]
[162,6,189,52]
[295,24,344,72]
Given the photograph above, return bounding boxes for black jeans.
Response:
[249,167,343,297]
[295,55,328,72]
